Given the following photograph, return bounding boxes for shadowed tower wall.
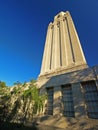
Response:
[39,11,88,78]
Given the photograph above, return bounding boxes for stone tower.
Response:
[39,11,88,78]
[37,11,98,129]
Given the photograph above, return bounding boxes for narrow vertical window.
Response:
[61,84,74,117]
[81,81,98,119]
[47,87,54,115]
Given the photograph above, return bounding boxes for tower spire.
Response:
[39,11,88,77]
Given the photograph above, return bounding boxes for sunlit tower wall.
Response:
[37,11,98,126]
[39,11,88,78]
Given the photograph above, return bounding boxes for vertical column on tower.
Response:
[45,23,53,72]
[55,21,60,68]
[40,22,53,75]
[59,17,68,67]
[62,15,74,66]
[51,20,60,70]
[66,11,87,64]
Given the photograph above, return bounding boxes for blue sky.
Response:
[0,0,98,86]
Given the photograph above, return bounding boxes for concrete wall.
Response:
[38,66,98,88]
[38,65,98,118]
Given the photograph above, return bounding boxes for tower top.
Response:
[39,11,88,78]
[54,11,69,20]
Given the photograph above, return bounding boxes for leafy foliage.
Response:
[0,81,7,88]
[22,81,27,87]
[0,79,47,123]
[30,79,36,84]
[22,82,47,114]
[0,81,9,96]
[13,81,22,86]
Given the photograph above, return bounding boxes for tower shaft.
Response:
[40,11,88,77]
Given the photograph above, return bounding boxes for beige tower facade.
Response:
[39,11,88,79]
[37,11,98,129]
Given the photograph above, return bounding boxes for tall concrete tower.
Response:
[37,11,98,128]
[39,11,88,79]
